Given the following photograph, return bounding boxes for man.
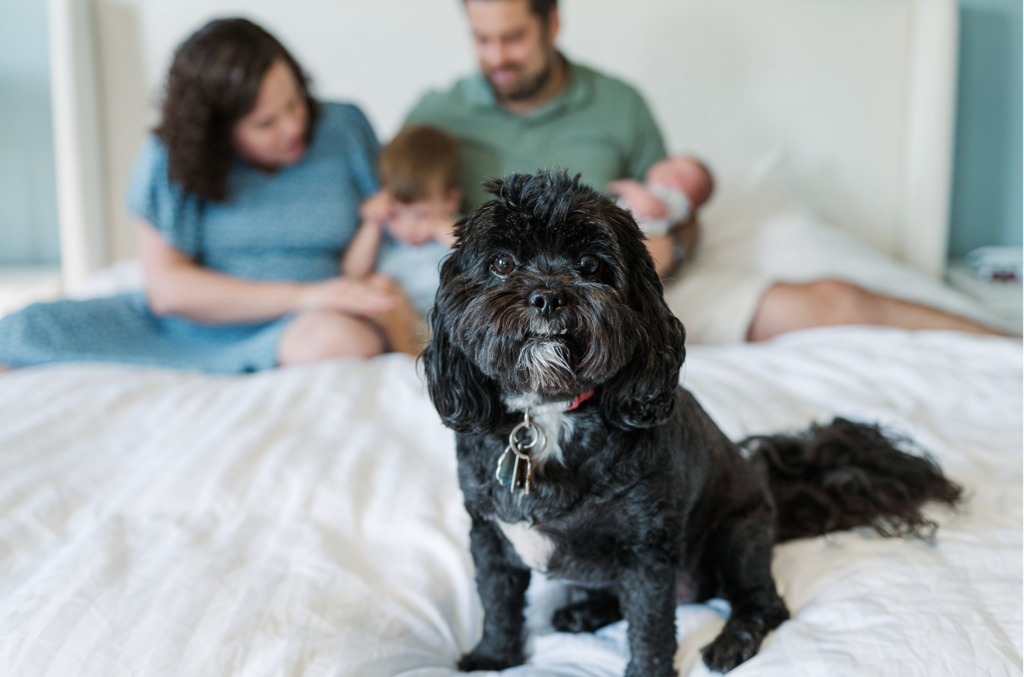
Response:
[406,0,998,343]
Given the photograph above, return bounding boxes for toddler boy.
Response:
[343,125,461,319]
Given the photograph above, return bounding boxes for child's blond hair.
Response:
[378,125,461,204]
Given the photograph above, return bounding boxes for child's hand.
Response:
[360,191,394,225]
[608,180,668,219]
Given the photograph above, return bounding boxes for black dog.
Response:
[421,170,962,676]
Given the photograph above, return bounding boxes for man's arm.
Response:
[617,84,703,277]
[647,217,700,278]
[623,86,669,182]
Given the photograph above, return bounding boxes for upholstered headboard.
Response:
[49,0,958,285]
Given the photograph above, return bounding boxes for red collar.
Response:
[567,389,596,411]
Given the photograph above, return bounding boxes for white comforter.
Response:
[0,328,1020,677]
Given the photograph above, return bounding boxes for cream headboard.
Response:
[49,0,958,285]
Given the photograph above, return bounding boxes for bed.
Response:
[1,331,1020,676]
[4,0,1020,674]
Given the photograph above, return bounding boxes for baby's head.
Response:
[379,125,462,245]
[646,155,714,210]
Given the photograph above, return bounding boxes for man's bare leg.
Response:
[747,279,1002,342]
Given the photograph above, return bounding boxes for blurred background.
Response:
[0,0,1020,324]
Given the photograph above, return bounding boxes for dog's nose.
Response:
[529,289,565,315]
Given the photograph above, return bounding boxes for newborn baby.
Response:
[609,155,714,236]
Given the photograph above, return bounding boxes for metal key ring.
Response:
[509,420,546,459]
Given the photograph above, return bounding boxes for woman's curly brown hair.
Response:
[154,18,320,202]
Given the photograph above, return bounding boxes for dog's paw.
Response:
[700,626,760,673]
[624,658,678,677]
[552,597,622,633]
[457,649,523,672]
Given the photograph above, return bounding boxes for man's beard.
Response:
[487,48,559,103]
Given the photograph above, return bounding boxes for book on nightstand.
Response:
[947,247,1023,336]
[0,266,63,318]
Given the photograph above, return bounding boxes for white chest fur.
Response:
[495,519,556,572]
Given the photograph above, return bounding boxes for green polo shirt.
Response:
[405,59,668,212]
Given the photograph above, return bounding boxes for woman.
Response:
[0,18,420,373]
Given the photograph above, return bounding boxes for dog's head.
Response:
[422,170,686,434]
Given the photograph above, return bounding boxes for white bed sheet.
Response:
[0,327,1020,677]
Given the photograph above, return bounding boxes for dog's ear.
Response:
[420,266,503,435]
[600,213,687,429]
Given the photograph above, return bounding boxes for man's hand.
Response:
[647,218,701,278]
[608,179,667,219]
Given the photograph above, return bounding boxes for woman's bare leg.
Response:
[748,279,1001,342]
[277,310,385,365]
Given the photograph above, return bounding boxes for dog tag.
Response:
[495,446,515,486]
[508,414,545,495]
[510,451,533,494]
[495,412,547,495]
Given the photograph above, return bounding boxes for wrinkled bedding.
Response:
[0,327,1019,676]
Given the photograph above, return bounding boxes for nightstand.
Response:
[0,266,63,318]
[946,260,1023,336]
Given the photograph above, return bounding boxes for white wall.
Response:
[10,0,1021,273]
[91,0,944,274]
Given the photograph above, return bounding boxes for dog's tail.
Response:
[742,417,963,544]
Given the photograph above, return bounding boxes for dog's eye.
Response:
[491,255,516,276]
[576,255,599,276]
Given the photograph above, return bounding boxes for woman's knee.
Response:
[278,311,385,365]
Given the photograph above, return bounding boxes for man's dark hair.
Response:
[464,0,558,22]
[154,18,319,202]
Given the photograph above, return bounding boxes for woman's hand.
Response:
[298,276,400,316]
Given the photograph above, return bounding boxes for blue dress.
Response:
[0,103,379,373]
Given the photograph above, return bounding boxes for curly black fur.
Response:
[743,418,963,543]
[421,170,963,676]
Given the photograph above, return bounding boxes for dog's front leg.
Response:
[619,561,679,677]
[458,515,532,672]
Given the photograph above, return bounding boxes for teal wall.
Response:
[948,0,1023,259]
[0,0,1019,266]
[0,0,61,265]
